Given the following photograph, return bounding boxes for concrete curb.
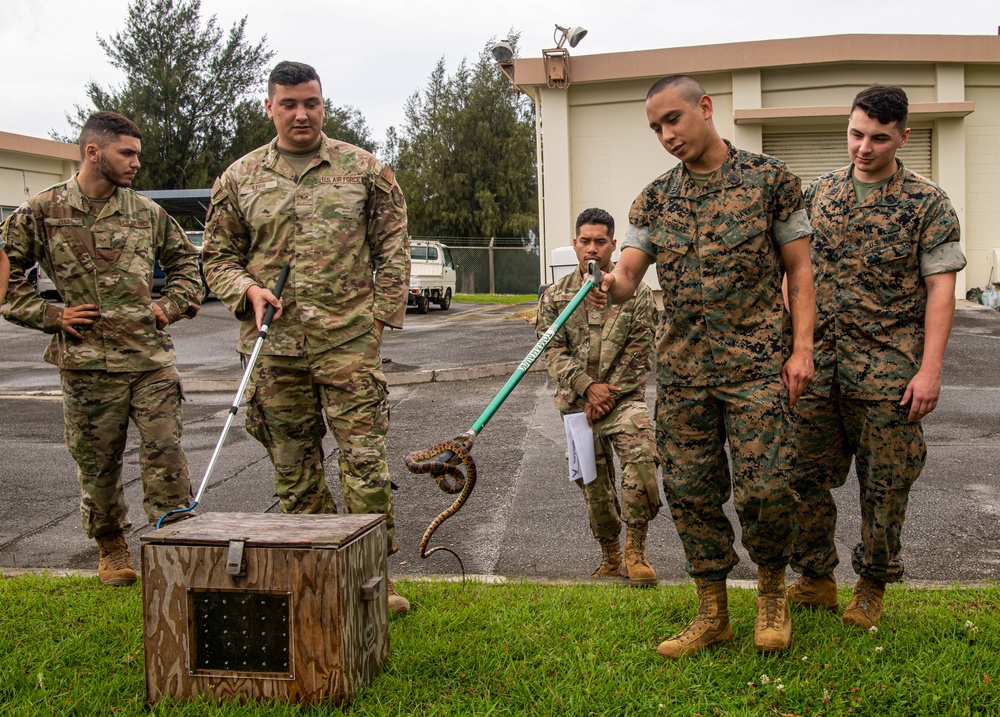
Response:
[3,568,997,590]
[0,362,548,398]
[180,361,546,394]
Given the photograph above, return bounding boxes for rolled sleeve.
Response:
[620,224,656,259]
[773,208,811,246]
[920,241,967,277]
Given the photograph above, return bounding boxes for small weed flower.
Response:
[875,646,884,653]
[822,689,831,703]
[760,674,770,685]
[869,625,878,634]
[775,681,785,692]
[801,655,808,661]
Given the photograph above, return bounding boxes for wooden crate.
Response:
[141,512,388,706]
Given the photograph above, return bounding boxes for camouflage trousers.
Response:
[60,366,192,538]
[790,384,926,583]
[244,328,397,554]
[657,376,796,581]
[565,401,662,542]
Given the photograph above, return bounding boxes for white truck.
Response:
[408,239,457,313]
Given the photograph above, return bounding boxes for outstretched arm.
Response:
[600,247,652,305]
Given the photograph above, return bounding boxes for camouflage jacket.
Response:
[536,265,655,414]
[202,134,410,356]
[1,176,201,371]
[623,142,810,386]
[805,162,966,400]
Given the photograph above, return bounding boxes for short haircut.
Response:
[646,75,707,105]
[852,84,908,131]
[268,61,322,98]
[78,111,141,158]
[575,207,615,239]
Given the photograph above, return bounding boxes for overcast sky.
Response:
[2,0,997,146]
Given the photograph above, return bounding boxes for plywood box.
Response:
[141,513,388,706]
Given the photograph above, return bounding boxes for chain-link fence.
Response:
[412,236,540,295]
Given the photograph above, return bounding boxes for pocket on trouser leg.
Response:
[63,403,99,477]
[244,382,272,447]
[621,461,663,523]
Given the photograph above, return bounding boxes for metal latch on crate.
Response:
[225,539,246,576]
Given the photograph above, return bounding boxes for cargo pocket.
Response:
[777,391,797,472]
[63,401,99,475]
[244,381,271,446]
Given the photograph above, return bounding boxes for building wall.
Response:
[0,133,79,219]
[965,65,1000,290]
[533,56,998,296]
[0,153,76,215]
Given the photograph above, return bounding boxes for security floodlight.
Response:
[491,41,515,64]
[554,24,587,49]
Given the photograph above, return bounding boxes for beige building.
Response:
[1,132,79,221]
[512,34,1000,295]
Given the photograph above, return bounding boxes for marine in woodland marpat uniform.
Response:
[536,208,662,587]
[1,111,202,586]
[601,75,817,658]
[202,61,412,615]
[786,85,967,629]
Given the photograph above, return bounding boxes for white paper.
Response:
[563,412,598,484]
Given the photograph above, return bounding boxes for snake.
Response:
[403,434,477,577]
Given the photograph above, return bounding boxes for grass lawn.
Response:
[455,294,537,305]
[1,575,997,716]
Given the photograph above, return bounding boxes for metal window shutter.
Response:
[763,129,932,182]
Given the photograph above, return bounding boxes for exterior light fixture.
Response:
[543,23,587,89]
[491,41,515,64]
[554,24,587,49]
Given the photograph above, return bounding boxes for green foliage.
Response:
[394,34,538,240]
[54,0,274,190]
[454,294,536,305]
[2,575,998,716]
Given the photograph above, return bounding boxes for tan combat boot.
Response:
[621,523,657,587]
[787,573,839,612]
[387,578,411,616]
[755,567,792,653]
[842,576,885,630]
[591,536,623,578]
[657,579,732,659]
[96,531,137,587]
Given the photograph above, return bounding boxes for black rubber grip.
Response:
[261,265,291,328]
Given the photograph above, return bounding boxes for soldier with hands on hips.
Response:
[786,85,966,629]
[202,61,412,615]
[601,75,816,658]
[1,111,202,586]
[537,208,662,587]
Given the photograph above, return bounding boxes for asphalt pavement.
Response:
[1,298,998,587]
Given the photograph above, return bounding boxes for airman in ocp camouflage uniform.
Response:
[537,208,662,587]
[202,61,412,615]
[1,111,202,587]
[787,85,967,630]
[602,75,817,658]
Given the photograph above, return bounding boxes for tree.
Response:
[56,0,273,190]
[394,35,538,239]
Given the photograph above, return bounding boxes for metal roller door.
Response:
[763,129,932,183]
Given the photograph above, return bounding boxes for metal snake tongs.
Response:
[403,261,604,577]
